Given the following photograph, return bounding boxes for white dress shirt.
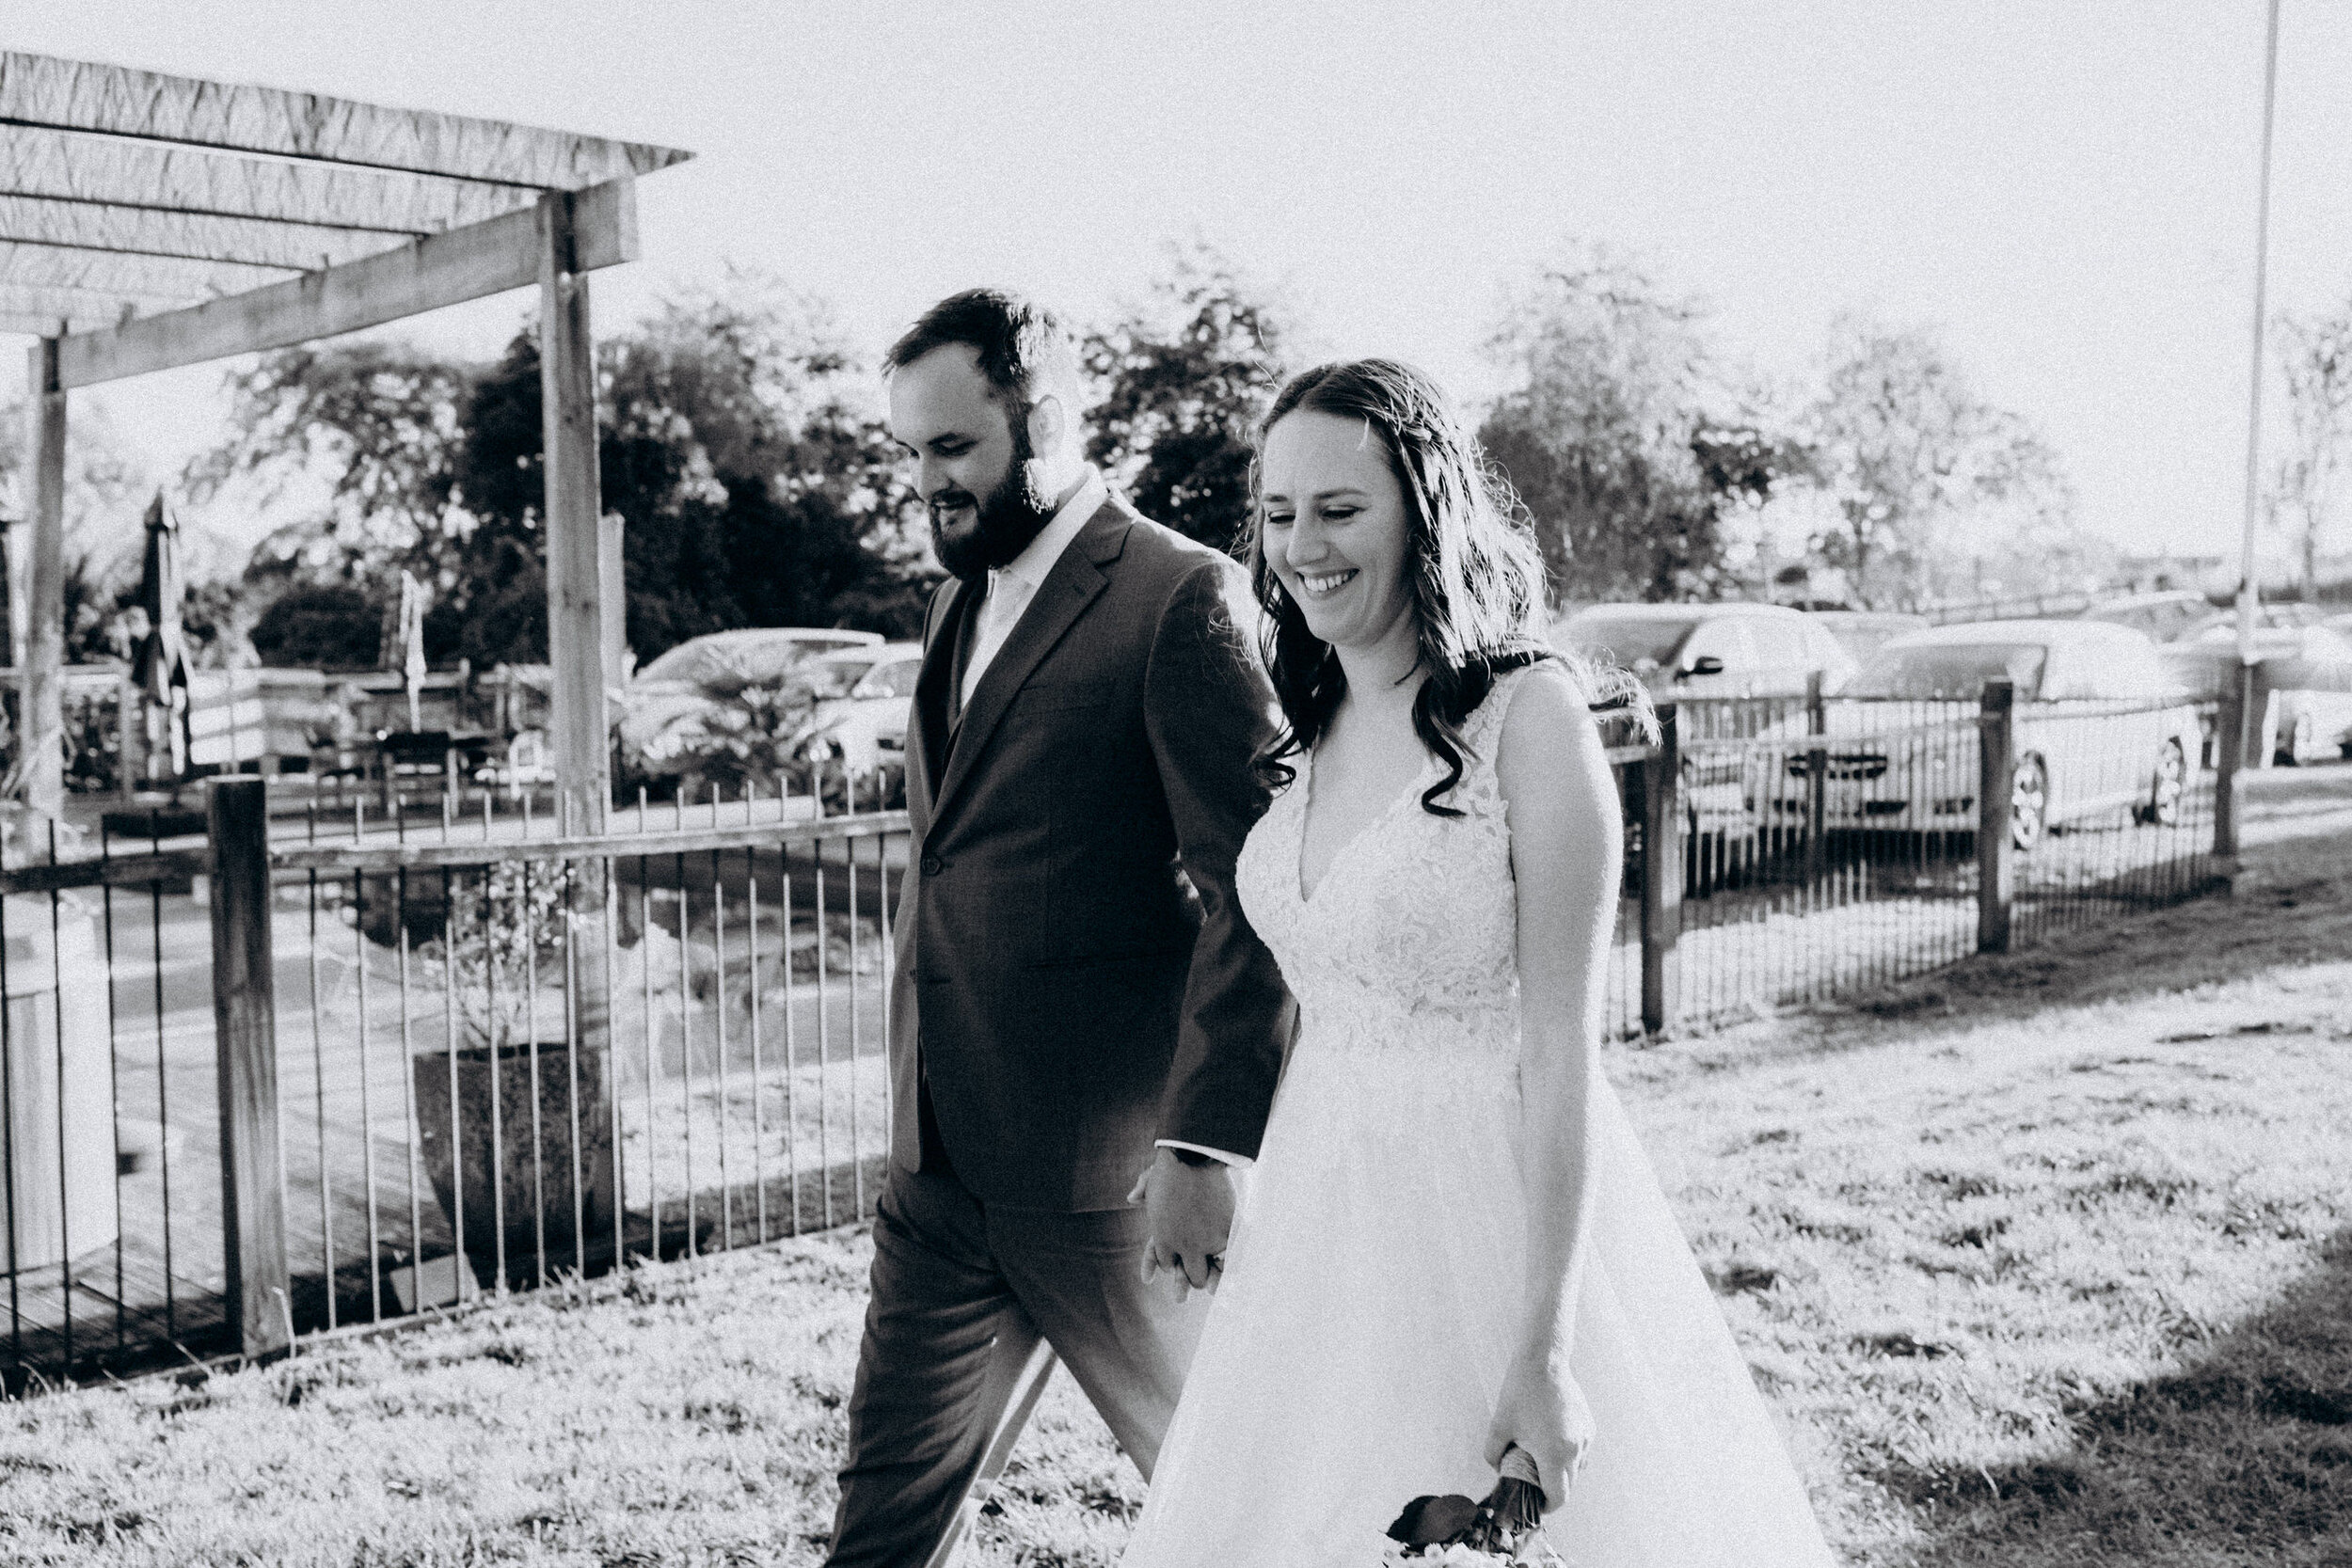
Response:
[961,467,1106,710]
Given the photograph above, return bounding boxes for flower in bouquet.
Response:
[1379,1445,1561,1566]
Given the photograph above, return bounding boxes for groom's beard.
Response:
[930,431,1057,584]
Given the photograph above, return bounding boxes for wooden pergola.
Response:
[0,51,692,834]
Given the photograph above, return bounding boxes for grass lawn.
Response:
[5,768,2351,1567]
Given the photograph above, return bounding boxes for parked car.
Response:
[1560,603,1858,849]
[2162,624,2352,766]
[804,641,924,774]
[1806,610,1929,667]
[614,627,883,771]
[2183,602,2329,641]
[1555,602,1857,699]
[1764,621,2200,849]
[2077,591,2215,644]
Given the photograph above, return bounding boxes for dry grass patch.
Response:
[5,768,2350,1566]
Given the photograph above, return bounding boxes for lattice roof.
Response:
[0,51,692,338]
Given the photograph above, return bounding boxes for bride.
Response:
[1120,360,1836,1564]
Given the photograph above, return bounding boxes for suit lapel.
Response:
[908,578,978,841]
[929,501,1131,822]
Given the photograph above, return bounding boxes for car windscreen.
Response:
[1823,625,1909,660]
[640,640,810,685]
[809,659,877,697]
[1559,613,1698,667]
[637,642,728,684]
[1850,643,2049,701]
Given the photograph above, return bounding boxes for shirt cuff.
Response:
[1155,1139,1254,1169]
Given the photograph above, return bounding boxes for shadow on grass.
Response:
[1882,1224,2352,1567]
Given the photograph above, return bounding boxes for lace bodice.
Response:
[1236,669,1529,1069]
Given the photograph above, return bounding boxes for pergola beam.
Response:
[0,52,688,188]
[0,193,407,270]
[0,280,180,325]
[56,175,637,389]
[1,126,524,234]
[0,237,292,300]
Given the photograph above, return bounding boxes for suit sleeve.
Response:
[1143,556,1295,1159]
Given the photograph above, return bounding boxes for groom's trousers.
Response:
[825,1160,1209,1566]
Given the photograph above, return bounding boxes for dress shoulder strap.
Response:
[1443,665,1538,814]
[1460,664,1534,766]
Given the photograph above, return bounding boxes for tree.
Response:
[0,397,163,664]
[1478,248,1790,604]
[1083,243,1288,553]
[2270,303,2352,601]
[184,341,478,600]
[1801,317,2071,609]
[187,274,937,673]
[0,397,155,563]
[249,583,384,669]
[444,280,932,668]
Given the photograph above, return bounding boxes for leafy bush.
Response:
[250,584,385,670]
[612,660,844,807]
[417,859,575,1050]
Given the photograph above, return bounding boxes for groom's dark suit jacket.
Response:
[889,493,1293,1212]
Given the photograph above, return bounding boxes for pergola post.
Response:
[537,190,611,840]
[536,190,619,1256]
[22,336,65,818]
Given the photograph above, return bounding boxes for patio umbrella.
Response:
[130,493,190,782]
[397,570,427,730]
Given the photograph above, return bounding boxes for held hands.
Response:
[1484,1348,1595,1516]
[1127,1147,1235,1300]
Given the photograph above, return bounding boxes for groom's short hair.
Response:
[885,289,1081,413]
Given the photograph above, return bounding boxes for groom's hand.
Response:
[1129,1148,1234,1297]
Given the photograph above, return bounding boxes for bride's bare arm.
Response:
[1487,662,1621,1506]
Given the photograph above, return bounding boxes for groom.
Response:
[826,290,1293,1565]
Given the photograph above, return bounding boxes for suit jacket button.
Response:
[921,854,945,876]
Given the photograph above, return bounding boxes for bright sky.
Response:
[10,1,2352,572]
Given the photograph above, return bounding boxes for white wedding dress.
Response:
[1121,669,1836,1566]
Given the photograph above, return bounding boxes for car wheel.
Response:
[2010,754,2048,852]
[2148,739,2185,827]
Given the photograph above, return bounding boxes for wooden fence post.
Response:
[2213,662,2249,877]
[208,777,291,1360]
[1976,679,2015,954]
[1641,705,1681,1036]
[1804,671,1828,889]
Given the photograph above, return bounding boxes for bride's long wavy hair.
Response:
[1243,358,1652,816]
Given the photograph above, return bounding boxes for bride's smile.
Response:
[1259,408,1418,667]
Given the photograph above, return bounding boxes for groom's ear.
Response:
[1026,392,1068,461]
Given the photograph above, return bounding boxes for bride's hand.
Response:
[1485,1350,1595,1513]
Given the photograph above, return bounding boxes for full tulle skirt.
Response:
[1120,1038,1837,1567]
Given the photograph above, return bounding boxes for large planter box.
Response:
[410,1036,615,1288]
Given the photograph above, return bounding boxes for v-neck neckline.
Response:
[1294,740,1440,907]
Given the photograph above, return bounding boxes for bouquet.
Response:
[1379,1445,1562,1566]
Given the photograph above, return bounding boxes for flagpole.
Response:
[2237,0,2282,668]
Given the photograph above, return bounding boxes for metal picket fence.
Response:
[0,673,2244,1389]
[0,769,902,1390]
